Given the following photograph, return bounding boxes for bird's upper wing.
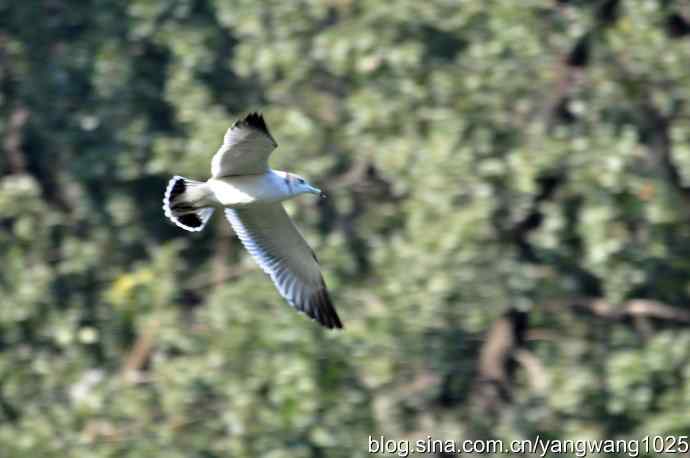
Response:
[211,113,277,177]
[225,204,343,329]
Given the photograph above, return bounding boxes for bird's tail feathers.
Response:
[163,176,215,232]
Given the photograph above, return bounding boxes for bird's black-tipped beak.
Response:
[307,185,323,197]
[319,191,327,199]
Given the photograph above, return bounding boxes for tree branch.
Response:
[542,297,690,323]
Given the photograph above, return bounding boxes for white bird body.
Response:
[206,170,293,207]
[162,113,343,329]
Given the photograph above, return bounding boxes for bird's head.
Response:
[285,173,326,198]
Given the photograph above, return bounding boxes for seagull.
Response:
[163,113,343,329]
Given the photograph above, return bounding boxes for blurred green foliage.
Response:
[2,0,690,456]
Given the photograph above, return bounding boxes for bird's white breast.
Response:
[207,171,289,207]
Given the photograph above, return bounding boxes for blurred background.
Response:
[2,0,690,456]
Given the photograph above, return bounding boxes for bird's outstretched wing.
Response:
[225,204,343,329]
[211,113,277,177]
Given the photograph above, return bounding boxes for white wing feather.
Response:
[211,113,277,177]
[225,204,343,329]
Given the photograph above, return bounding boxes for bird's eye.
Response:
[298,178,305,184]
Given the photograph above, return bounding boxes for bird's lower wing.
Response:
[225,204,342,329]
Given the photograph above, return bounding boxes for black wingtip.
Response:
[235,112,277,146]
[241,112,270,134]
[307,287,343,330]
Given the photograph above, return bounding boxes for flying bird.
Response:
[163,113,343,329]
